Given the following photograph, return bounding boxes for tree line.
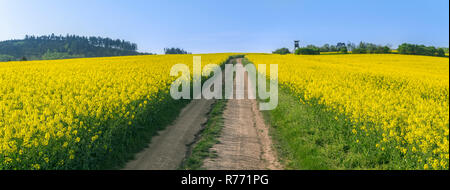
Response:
[397,43,446,57]
[0,34,196,62]
[24,34,139,51]
[164,47,191,54]
[273,42,448,57]
[0,34,148,61]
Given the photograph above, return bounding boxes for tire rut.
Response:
[123,99,214,170]
[202,58,282,170]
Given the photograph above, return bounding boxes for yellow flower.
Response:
[247,54,449,170]
[0,53,238,169]
[32,164,41,170]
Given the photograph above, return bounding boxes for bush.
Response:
[339,46,348,54]
[372,46,391,54]
[295,48,320,55]
[164,47,190,54]
[382,46,392,54]
[397,43,444,57]
[272,48,291,55]
[229,54,245,59]
[0,54,14,62]
[42,50,84,60]
[351,42,390,54]
[437,48,446,57]
[352,48,366,54]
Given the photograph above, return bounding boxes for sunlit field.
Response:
[0,54,233,169]
[247,54,449,170]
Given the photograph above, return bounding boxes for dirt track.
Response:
[123,99,214,170]
[124,58,280,170]
[202,58,281,170]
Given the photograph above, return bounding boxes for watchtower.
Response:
[294,40,300,53]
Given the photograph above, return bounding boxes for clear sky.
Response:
[1,0,448,54]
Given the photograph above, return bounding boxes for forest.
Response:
[0,34,149,61]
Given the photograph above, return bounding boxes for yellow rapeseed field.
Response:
[247,54,449,170]
[0,54,233,169]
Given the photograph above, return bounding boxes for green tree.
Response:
[0,34,147,61]
[339,46,348,54]
[398,43,442,56]
[295,47,320,55]
[320,44,330,52]
[437,48,446,57]
[0,54,14,62]
[164,47,190,54]
[272,47,291,55]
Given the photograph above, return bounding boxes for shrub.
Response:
[351,42,390,54]
[397,43,444,57]
[437,48,446,57]
[295,48,320,55]
[164,47,190,54]
[272,48,291,55]
[352,48,366,54]
[383,46,392,54]
[0,54,14,62]
[339,46,348,54]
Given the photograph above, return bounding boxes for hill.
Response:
[0,34,149,61]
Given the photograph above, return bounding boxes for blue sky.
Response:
[0,0,448,54]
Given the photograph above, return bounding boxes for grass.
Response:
[229,54,246,59]
[260,87,368,169]
[112,94,190,169]
[179,56,241,170]
[179,99,227,170]
[242,57,390,170]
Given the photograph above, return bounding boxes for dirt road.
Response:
[202,58,281,170]
[124,99,214,170]
[124,58,280,170]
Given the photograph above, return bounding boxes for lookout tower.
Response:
[294,40,300,53]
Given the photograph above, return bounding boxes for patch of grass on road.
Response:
[180,99,227,170]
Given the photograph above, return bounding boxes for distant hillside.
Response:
[0,34,150,61]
